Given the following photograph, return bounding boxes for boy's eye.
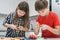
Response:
[38,11,40,13]
[42,10,44,12]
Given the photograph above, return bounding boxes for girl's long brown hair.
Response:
[13,1,29,27]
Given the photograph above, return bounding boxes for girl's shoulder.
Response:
[9,12,14,16]
[7,12,14,18]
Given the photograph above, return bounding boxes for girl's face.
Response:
[17,9,25,17]
[37,7,49,16]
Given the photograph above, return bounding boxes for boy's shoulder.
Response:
[49,11,57,17]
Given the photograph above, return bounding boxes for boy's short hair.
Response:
[35,0,48,11]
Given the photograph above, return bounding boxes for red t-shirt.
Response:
[36,11,60,38]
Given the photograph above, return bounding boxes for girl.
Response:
[3,1,29,38]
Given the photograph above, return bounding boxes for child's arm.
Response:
[34,22,40,35]
[4,23,18,30]
[17,26,29,32]
[47,26,59,35]
[24,26,29,32]
[41,24,59,35]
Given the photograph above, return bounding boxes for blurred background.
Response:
[0,0,60,39]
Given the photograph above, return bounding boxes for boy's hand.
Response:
[41,24,50,30]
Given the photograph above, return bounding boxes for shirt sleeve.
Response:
[53,13,60,26]
[3,13,12,25]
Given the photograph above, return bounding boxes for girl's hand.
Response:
[17,26,25,31]
[10,24,18,30]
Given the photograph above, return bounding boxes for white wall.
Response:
[0,0,26,14]
[26,0,38,16]
[52,0,60,20]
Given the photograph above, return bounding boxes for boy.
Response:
[34,0,60,38]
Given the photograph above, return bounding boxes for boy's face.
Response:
[37,8,49,16]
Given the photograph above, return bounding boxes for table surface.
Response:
[0,37,60,40]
